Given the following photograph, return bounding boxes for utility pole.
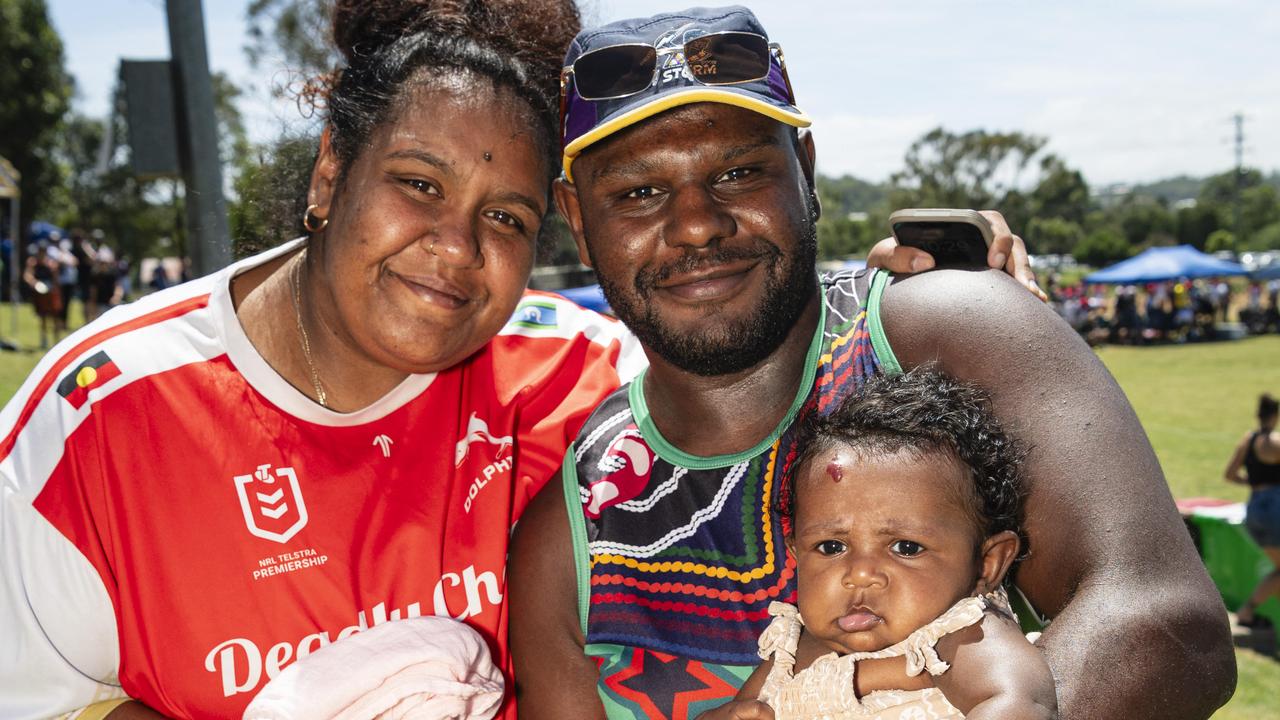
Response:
[1232,112,1245,248]
[165,0,231,277]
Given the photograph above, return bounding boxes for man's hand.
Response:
[866,210,1046,300]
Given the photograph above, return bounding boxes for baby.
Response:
[715,368,1056,720]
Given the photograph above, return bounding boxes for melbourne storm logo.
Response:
[234,464,309,544]
[654,23,712,86]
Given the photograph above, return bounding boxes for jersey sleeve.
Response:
[0,342,127,717]
[494,293,645,509]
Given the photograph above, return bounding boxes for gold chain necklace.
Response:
[289,248,328,408]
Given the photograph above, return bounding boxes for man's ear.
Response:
[796,129,821,222]
[308,125,341,218]
[973,530,1020,595]
[553,177,594,268]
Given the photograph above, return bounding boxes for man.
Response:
[510,6,1234,719]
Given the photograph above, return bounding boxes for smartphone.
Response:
[889,209,994,267]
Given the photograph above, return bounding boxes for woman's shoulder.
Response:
[489,289,645,380]
[1254,430,1280,462]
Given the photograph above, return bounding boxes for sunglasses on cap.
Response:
[559,31,796,137]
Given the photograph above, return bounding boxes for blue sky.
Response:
[48,0,1280,186]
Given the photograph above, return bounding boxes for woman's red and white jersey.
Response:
[0,240,644,719]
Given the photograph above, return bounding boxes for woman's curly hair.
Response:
[321,0,580,180]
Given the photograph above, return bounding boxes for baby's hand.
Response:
[694,699,775,720]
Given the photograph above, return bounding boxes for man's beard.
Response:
[596,203,818,377]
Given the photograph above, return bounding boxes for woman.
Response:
[1225,393,1280,629]
[22,242,63,348]
[0,2,641,718]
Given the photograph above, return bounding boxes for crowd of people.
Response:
[1046,275,1280,345]
[17,228,127,348]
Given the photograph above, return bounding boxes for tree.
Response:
[212,72,253,180]
[1026,217,1084,256]
[0,0,73,229]
[817,217,873,260]
[1029,156,1089,226]
[1174,203,1220,250]
[1204,229,1237,254]
[887,128,1091,241]
[1196,167,1280,245]
[229,135,316,257]
[889,128,1047,216]
[1110,197,1175,249]
[1250,222,1280,252]
[246,0,336,83]
[1074,228,1131,267]
[47,110,184,262]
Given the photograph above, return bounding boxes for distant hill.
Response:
[816,174,889,218]
[1132,175,1206,203]
[821,170,1280,216]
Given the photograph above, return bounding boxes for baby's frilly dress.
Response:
[756,592,1013,720]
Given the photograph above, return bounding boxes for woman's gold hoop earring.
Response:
[303,204,329,233]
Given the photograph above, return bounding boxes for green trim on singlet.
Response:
[628,295,828,470]
[866,269,903,375]
[562,447,591,636]
[1010,583,1049,634]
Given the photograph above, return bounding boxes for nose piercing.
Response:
[429,238,438,256]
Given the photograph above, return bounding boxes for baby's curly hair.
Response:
[785,367,1029,569]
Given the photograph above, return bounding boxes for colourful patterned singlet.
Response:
[561,270,902,719]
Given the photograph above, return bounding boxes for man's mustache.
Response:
[640,244,780,289]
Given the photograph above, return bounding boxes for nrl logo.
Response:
[234,464,309,544]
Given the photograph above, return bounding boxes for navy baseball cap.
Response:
[560,5,810,182]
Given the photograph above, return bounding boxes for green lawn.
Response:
[1,302,1277,717]
[1096,336,1280,504]
[1095,336,1280,719]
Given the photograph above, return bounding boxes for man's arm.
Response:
[934,614,1057,720]
[880,269,1235,719]
[508,470,607,720]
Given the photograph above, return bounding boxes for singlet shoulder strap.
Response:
[562,446,592,636]
[857,269,903,375]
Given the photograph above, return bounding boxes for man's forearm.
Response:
[1039,580,1234,719]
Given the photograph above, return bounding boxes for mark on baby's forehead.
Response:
[826,459,844,483]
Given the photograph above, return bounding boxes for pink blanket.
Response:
[243,616,504,720]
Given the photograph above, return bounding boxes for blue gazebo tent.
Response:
[555,283,611,314]
[1250,264,1280,281]
[28,220,65,244]
[1084,245,1247,284]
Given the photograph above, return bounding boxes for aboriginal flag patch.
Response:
[57,351,122,410]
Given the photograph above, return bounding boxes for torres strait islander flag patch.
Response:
[57,351,122,409]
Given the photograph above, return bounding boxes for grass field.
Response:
[0,301,1277,716]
